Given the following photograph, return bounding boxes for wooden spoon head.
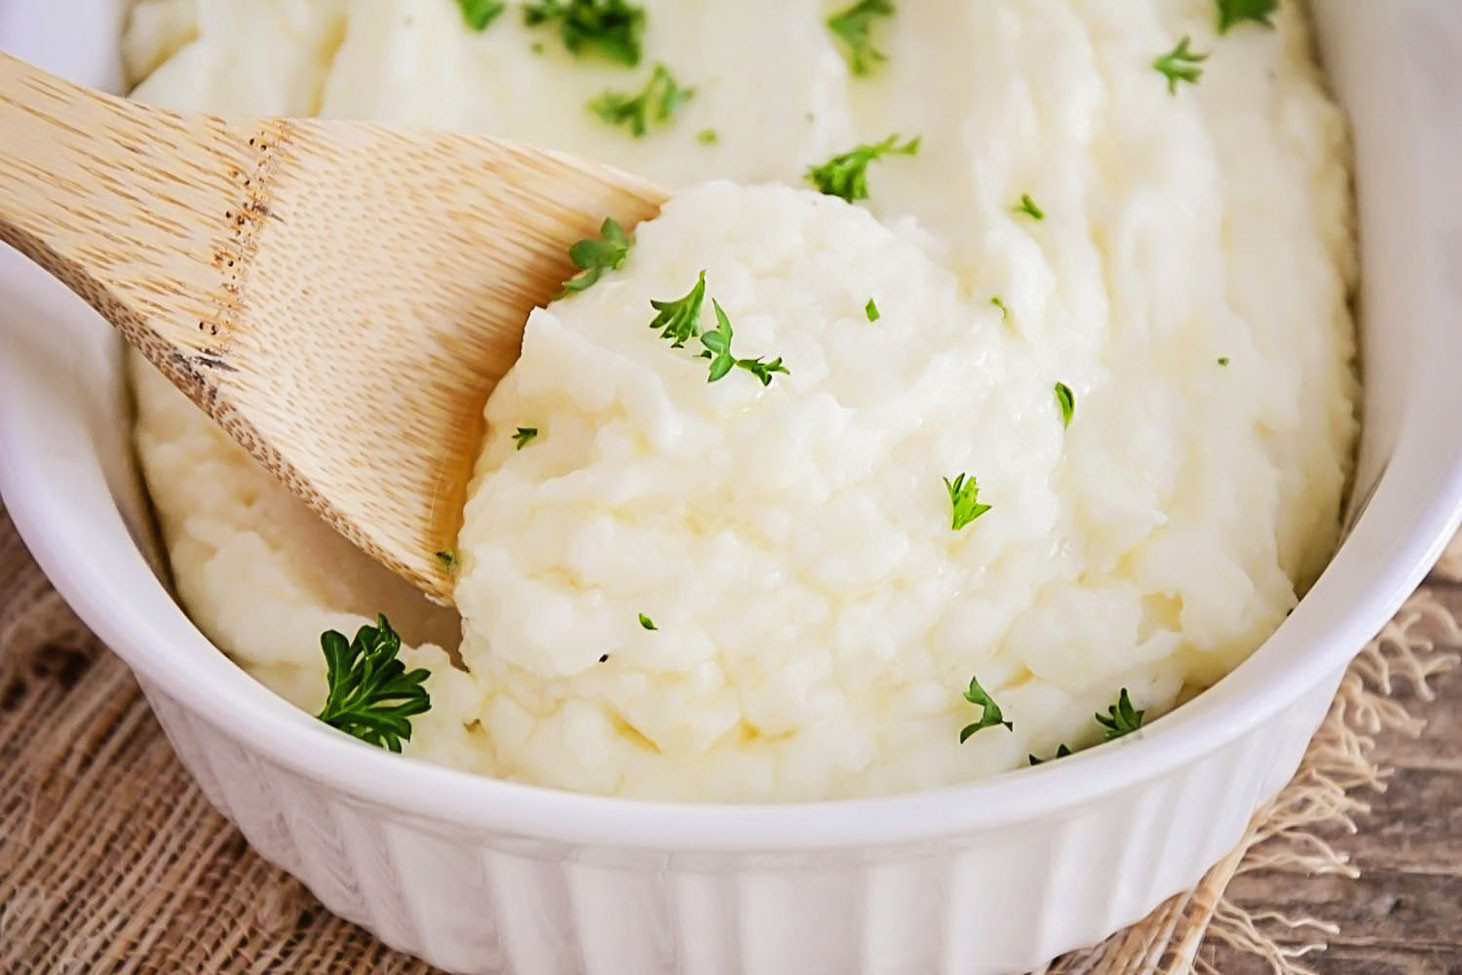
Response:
[210,120,664,602]
[0,52,664,604]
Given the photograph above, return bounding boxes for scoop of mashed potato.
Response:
[124,0,1357,801]
[457,182,1084,799]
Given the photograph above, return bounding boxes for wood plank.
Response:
[1206,608,1462,969]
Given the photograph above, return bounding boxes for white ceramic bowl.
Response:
[4,4,1462,973]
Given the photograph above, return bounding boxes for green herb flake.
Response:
[699,300,790,386]
[649,271,708,349]
[638,613,657,630]
[699,300,736,382]
[697,128,718,145]
[1014,193,1045,220]
[865,298,881,322]
[523,0,646,66]
[991,296,1009,319]
[1153,36,1208,94]
[1096,688,1146,741]
[1028,744,1072,766]
[826,0,895,77]
[1218,356,1230,366]
[590,63,695,136]
[316,615,431,753]
[456,0,507,31]
[1054,382,1075,428]
[531,41,546,54]
[805,134,920,203]
[943,473,991,531]
[513,427,539,449]
[959,674,1012,742]
[434,549,457,568]
[735,355,791,387]
[1217,0,1278,33]
[560,217,634,296]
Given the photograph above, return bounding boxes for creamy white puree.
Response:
[125,0,1357,800]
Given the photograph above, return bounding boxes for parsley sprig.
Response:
[1153,36,1207,94]
[805,134,920,203]
[647,275,789,386]
[590,64,695,136]
[826,0,895,76]
[1023,688,1148,765]
[1014,193,1044,220]
[1097,688,1146,740]
[316,616,431,753]
[456,0,507,30]
[944,473,991,531]
[523,0,646,66]
[1217,0,1278,33]
[561,218,634,296]
[700,300,790,386]
[649,271,708,348]
[1023,689,1146,764]
[959,674,1012,742]
[1028,744,1072,766]
[513,427,539,449]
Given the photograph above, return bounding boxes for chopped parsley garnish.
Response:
[826,0,895,77]
[700,300,790,386]
[649,271,707,348]
[699,303,731,378]
[805,134,920,203]
[1096,688,1145,740]
[944,473,991,531]
[991,296,1009,319]
[734,354,791,387]
[435,549,457,568]
[1054,382,1075,428]
[638,613,657,630]
[1014,193,1044,220]
[523,0,646,66]
[959,674,1012,742]
[513,427,539,449]
[316,615,431,753]
[648,277,788,386]
[561,217,634,296]
[697,128,718,145]
[1218,356,1230,366]
[1153,36,1207,94]
[456,0,507,31]
[1217,0,1278,33]
[865,298,881,322]
[590,64,695,136]
[1029,744,1072,766]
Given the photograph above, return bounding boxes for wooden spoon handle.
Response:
[0,52,262,403]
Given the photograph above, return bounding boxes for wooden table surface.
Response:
[1206,576,1462,974]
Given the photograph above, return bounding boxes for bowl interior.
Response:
[3,0,1462,845]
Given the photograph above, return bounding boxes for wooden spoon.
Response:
[0,53,667,605]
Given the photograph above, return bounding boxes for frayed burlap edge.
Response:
[1046,587,1462,975]
[2,509,1460,974]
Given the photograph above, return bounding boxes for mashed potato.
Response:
[125,0,1357,800]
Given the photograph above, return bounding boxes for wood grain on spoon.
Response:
[0,53,668,604]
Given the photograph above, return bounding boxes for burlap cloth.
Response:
[2,506,1459,974]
